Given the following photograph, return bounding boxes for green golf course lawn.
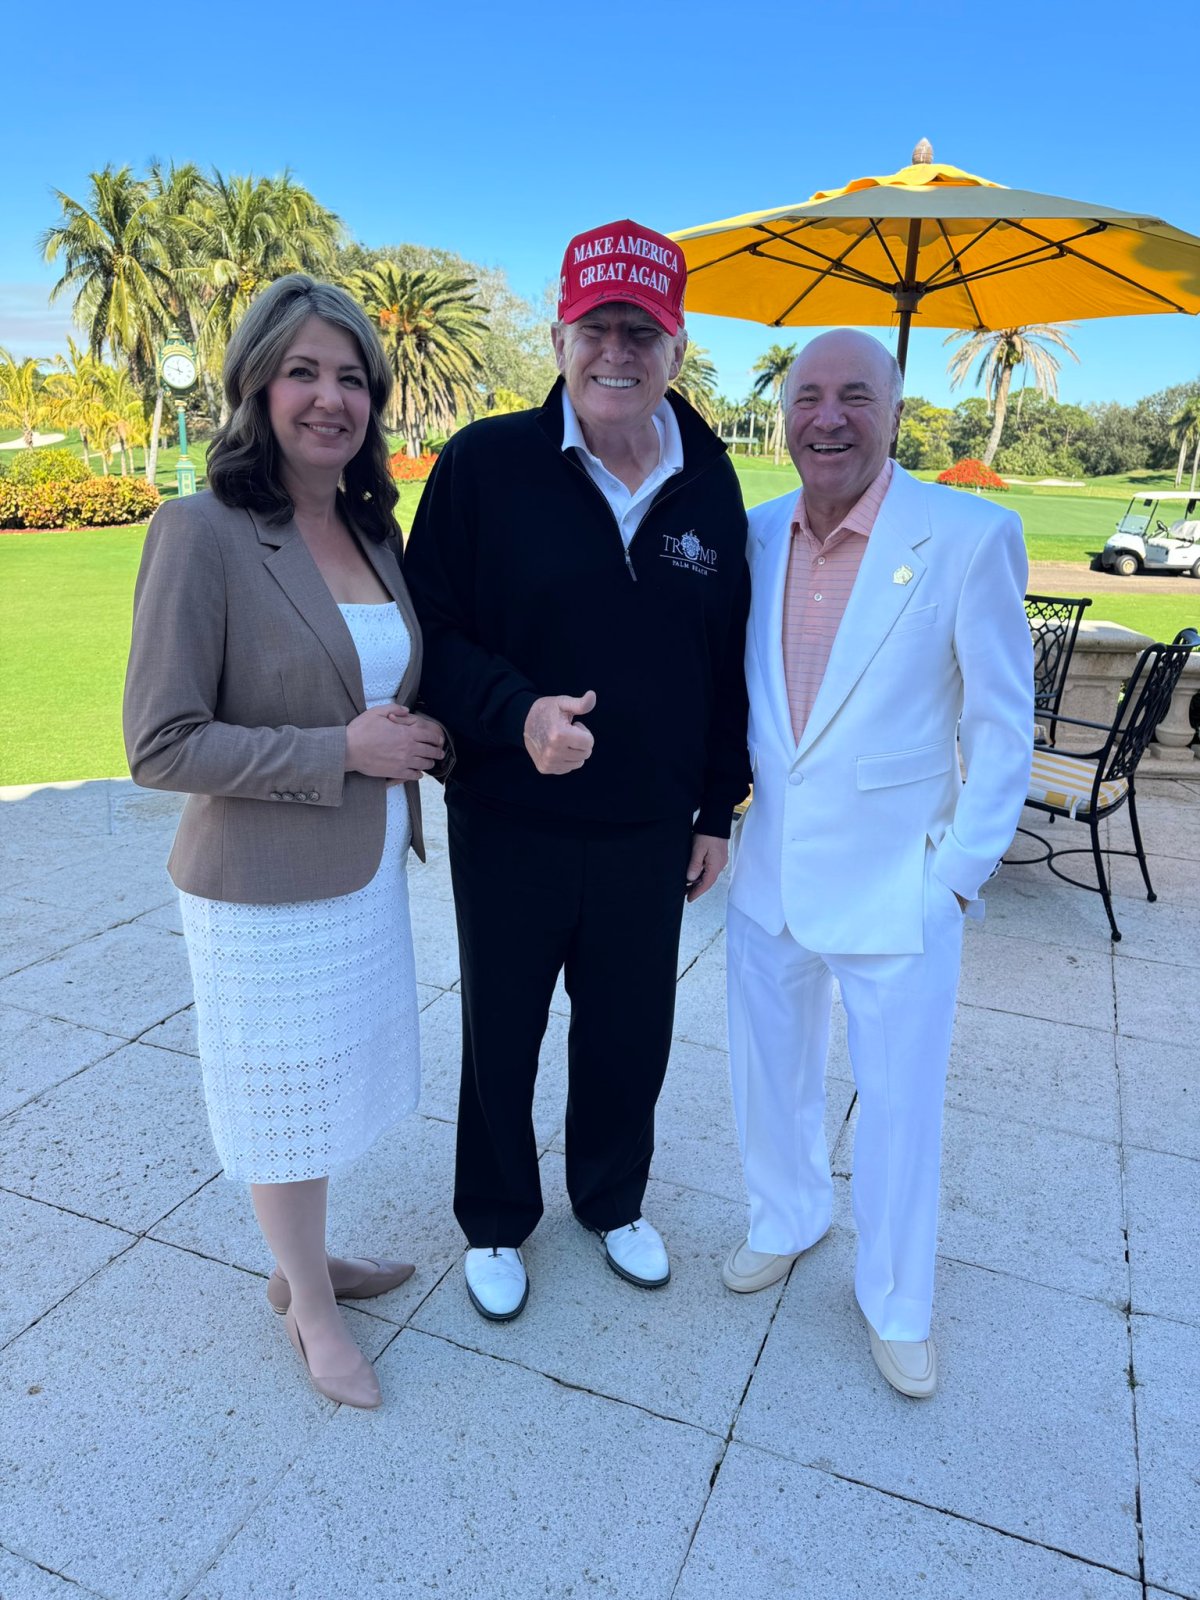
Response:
[1,466,1196,787]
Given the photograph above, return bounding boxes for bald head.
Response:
[782,330,905,534]
[784,330,903,411]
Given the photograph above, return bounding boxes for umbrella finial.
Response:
[912,138,934,165]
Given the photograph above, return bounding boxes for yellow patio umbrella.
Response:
[671,141,1200,373]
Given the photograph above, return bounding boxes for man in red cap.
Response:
[405,220,750,1320]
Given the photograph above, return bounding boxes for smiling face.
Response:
[265,315,372,490]
[552,302,686,443]
[785,331,903,524]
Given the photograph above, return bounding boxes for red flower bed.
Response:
[936,458,1007,490]
[388,451,438,483]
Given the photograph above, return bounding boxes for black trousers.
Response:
[447,788,693,1246]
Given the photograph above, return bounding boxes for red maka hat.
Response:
[557,220,686,335]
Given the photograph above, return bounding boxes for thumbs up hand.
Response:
[523,690,597,775]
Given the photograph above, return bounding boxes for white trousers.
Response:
[726,864,965,1342]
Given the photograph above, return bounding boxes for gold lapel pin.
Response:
[893,564,914,586]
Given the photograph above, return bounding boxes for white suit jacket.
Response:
[728,464,1033,955]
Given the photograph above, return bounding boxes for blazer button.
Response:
[788,771,805,786]
[282,791,295,801]
[269,791,282,800]
[309,791,319,801]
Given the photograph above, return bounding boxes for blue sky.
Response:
[3,0,1197,410]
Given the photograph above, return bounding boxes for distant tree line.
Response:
[896,380,1200,484]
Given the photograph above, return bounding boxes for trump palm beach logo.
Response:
[661,529,717,577]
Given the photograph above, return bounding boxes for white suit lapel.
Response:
[795,467,933,761]
[748,493,801,754]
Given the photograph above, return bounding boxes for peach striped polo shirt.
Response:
[783,461,894,743]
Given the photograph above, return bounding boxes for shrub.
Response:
[388,451,438,482]
[1,476,161,529]
[935,458,1008,491]
[0,479,20,527]
[4,447,91,486]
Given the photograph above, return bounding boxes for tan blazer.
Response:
[124,489,434,904]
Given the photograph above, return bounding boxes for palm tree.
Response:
[146,161,221,422]
[752,342,798,465]
[0,349,47,447]
[349,264,488,455]
[944,325,1078,467]
[189,170,342,365]
[671,343,719,424]
[99,365,149,474]
[40,165,174,479]
[1168,396,1200,491]
[43,337,107,470]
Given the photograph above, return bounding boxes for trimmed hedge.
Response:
[0,476,161,530]
[0,448,91,486]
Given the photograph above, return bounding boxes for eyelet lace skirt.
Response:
[179,603,420,1183]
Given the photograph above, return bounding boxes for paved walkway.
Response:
[1,776,1198,1600]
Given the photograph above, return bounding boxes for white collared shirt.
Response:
[561,388,684,548]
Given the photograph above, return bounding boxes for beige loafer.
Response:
[267,1257,415,1315]
[721,1238,800,1293]
[867,1325,938,1398]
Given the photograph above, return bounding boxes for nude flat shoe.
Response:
[284,1305,382,1409]
[267,1257,415,1315]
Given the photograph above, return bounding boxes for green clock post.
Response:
[159,333,199,497]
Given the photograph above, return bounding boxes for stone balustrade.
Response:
[1046,619,1199,774]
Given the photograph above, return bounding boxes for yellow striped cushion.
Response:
[1028,749,1128,818]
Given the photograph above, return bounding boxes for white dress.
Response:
[179,603,420,1183]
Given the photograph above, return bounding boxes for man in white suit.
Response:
[722,330,1032,1397]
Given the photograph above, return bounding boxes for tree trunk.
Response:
[1176,436,1188,488]
[146,387,164,485]
[772,405,783,466]
[1190,433,1200,495]
[981,369,1013,466]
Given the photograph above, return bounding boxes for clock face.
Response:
[162,353,196,390]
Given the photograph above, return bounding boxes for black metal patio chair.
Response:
[1008,628,1199,941]
[1025,593,1092,747]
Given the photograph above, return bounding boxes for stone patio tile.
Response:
[672,938,729,1050]
[1119,1033,1200,1161]
[0,1006,120,1117]
[1125,1147,1200,1328]
[1134,1313,1200,1599]
[18,837,175,923]
[958,929,1114,1032]
[736,1233,1138,1575]
[151,1115,463,1324]
[1116,955,1200,1045]
[1111,791,1198,862]
[675,1443,1140,1600]
[0,1042,216,1231]
[106,782,184,835]
[0,1548,110,1599]
[408,891,462,990]
[411,1155,783,1433]
[137,1005,197,1057]
[416,988,568,1147]
[946,1004,1119,1144]
[979,867,1119,956]
[0,1191,132,1348]
[0,896,129,982]
[1107,848,1200,906]
[0,923,193,1039]
[593,1036,856,1208]
[936,1105,1126,1304]
[133,898,182,934]
[193,1328,721,1600]
[0,1241,393,1600]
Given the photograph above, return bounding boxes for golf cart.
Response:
[1144,499,1200,577]
[1099,496,1200,576]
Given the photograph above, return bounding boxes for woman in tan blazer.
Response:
[124,275,445,1409]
